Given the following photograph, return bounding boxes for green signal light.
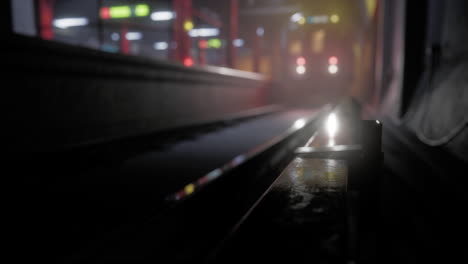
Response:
[110,6,132,18]
[208,38,222,48]
[135,4,150,17]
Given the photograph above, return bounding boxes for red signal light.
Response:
[198,40,208,49]
[184,57,194,67]
[100,7,111,19]
[328,56,338,65]
[296,56,306,65]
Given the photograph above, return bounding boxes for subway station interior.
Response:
[6,0,468,263]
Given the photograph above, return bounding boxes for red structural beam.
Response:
[120,24,130,54]
[37,0,55,40]
[172,0,192,63]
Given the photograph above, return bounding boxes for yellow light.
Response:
[289,40,302,55]
[184,183,195,195]
[330,14,340,23]
[298,17,306,25]
[184,20,194,31]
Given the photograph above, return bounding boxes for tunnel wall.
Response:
[6,35,269,152]
[377,0,468,162]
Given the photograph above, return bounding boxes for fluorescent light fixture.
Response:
[53,18,89,29]
[151,11,175,21]
[233,38,244,47]
[188,28,220,37]
[125,32,142,40]
[154,41,168,50]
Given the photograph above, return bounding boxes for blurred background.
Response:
[10,0,379,106]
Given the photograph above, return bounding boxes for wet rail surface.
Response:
[213,157,349,263]
[212,104,382,264]
[15,108,325,262]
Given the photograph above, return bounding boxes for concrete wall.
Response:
[6,36,269,152]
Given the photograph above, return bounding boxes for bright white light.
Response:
[111,32,119,41]
[125,32,143,40]
[296,65,306,75]
[233,38,244,47]
[154,41,168,50]
[256,27,264,36]
[151,11,175,21]
[188,28,220,37]
[328,64,339,74]
[293,118,306,129]
[326,113,338,138]
[53,18,89,29]
[290,12,304,23]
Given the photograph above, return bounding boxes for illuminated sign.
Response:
[198,39,222,49]
[189,28,219,37]
[100,4,150,19]
[307,15,329,24]
[292,14,340,25]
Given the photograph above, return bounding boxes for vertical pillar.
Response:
[227,0,238,68]
[182,0,192,62]
[37,0,54,40]
[172,0,192,63]
[199,49,206,65]
[120,24,129,54]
